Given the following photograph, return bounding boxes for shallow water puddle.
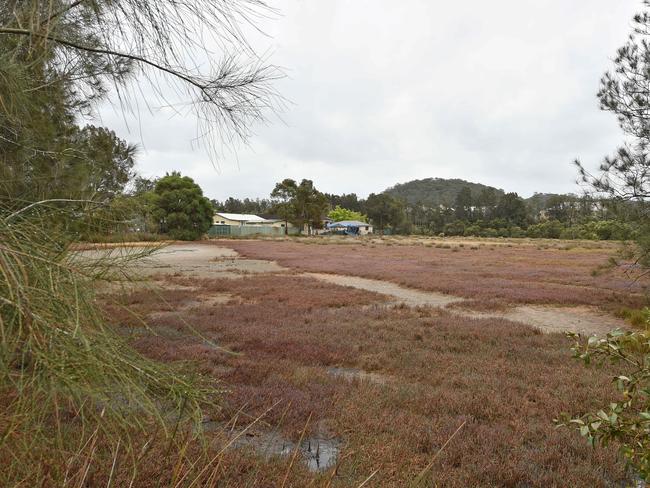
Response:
[203,421,341,472]
[234,431,340,472]
[301,437,341,471]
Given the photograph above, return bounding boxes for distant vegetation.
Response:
[327,205,367,223]
[213,177,639,240]
[385,177,505,207]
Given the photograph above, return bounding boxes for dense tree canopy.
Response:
[212,197,273,215]
[328,205,367,223]
[270,178,328,234]
[385,178,505,207]
[152,172,213,240]
[365,193,405,231]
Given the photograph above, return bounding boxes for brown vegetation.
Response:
[217,238,647,310]
[101,271,629,486]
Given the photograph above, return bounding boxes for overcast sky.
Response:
[99,0,640,201]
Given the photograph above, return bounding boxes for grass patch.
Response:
[615,307,650,328]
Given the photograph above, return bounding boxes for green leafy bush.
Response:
[526,220,564,239]
[328,205,367,222]
[558,328,650,480]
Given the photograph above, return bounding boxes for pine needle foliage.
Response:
[0,207,217,485]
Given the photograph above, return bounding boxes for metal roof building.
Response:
[213,212,269,224]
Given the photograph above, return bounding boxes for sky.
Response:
[98,0,640,201]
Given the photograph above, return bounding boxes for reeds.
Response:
[0,209,218,485]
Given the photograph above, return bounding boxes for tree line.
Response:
[213,182,640,240]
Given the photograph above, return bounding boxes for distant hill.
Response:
[384,178,505,207]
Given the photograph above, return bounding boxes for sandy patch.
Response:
[478,305,628,336]
[305,272,461,307]
[76,244,286,279]
[148,293,236,320]
[304,272,628,336]
[327,367,391,385]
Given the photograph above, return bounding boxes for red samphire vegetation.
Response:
[102,269,629,487]
[218,238,647,310]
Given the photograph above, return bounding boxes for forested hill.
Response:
[384,178,505,206]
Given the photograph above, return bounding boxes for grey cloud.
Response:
[99,0,640,200]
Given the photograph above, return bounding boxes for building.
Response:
[258,214,294,229]
[327,220,373,236]
[213,212,268,226]
[211,212,298,237]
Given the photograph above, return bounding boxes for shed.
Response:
[327,220,373,236]
[213,212,268,226]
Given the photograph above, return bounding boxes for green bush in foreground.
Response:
[558,329,650,481]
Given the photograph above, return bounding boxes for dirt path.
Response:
[305,271,627,336]
[117,244,629,336]
[478,306,626,336]
[305,273,462,307]
[76,243,286,278]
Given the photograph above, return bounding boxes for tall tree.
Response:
[153,172,213,240]
[565,4,650,479]
[454,186,474,220]
[576,3,650,202]
[477,187,499,219]
[294,179,328,234]
[365,193,405,232]
[271,178,298,234]
[494,192,527,226]
[325,193,363,212]
[270,179,327,234]
[68,126,137,199]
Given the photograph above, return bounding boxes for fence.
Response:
[208,225,299,237]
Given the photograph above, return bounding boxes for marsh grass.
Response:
[111,271,630,486]
[0,210,223,486]
[220,239,647,309]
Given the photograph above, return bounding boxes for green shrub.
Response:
[480,227,498,238]
[558,328,650,481]
[443,221,466,236]
[508,226,526,238]
[616,307,650,327]
[526,220,564,239]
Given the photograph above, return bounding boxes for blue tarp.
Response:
[326,220,369,229]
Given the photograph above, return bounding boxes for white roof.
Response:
[214,212,267,223]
